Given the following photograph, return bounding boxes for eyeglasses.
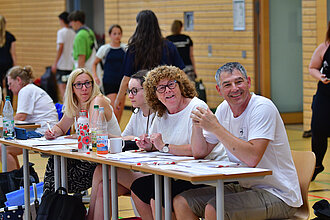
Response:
[127,87,143,96]
[155,80,177,93]
[73,81,93,89]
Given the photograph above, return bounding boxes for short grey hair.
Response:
[215,62,248,86]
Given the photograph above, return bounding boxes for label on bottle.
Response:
[97,135,108,154]
[77,121,90,153]
[3,119,14,139]
[91,130,97,152]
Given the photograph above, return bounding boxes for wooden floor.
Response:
[18,110,330,219]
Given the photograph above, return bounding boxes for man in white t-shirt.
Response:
[173,62,303,220]
[51,11,75,102]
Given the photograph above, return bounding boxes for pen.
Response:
[153,161,176,165]
[46,121,54,136]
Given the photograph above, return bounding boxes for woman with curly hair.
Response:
[131,65,227,219]
[114,9,184,122]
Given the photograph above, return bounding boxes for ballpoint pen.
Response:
[46,121,54,136]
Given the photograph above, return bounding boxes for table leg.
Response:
[164,176,172,220]
[110,165,118,220]
[1,144,7,172]
[60,156,67,190]
[102,164,110,220]
[23,149,30,220]
[154,174,162,220]
[54,155,60,190]
[216,179,224,220]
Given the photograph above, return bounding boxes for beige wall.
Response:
[302,0,327,130]
[1,0,326,129]
[0,0,65,79]
[104,0,255,109]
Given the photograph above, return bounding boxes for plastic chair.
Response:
[288,150,316,220]
[55,103,70,135]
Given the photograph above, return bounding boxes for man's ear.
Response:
[216,84,222,96]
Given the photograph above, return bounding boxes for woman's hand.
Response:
[136,134,153,151]
[94,76,101,85]
[149,133,165,151]
[320,74,330,84]
[44,129,56,140]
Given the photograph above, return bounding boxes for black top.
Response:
[0,31,16,68]
[166,34,193,66]
[317,45,330,97]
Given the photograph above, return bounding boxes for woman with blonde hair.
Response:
[0,15,16,97]
[43,68,121,194]
[0,65,58,171]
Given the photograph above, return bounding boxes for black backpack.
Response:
[36,187,86,220]
[40,66,58,103]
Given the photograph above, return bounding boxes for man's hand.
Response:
[191,107,220,132]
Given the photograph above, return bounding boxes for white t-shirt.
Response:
[17,84,58,134]
[122,109,155,137]
[56,27,75,70]
[106,105,121,136]
[151,97,210,145]
[204,94,302,207]
[96,43,127,60]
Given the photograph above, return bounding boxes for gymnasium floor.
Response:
[19,110,329,219]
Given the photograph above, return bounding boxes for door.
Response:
[255,0,303,123]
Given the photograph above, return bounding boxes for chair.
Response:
[289,150,316,220]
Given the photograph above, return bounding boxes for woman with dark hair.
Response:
[87,69,154,220]
[0,15,16,98]
[308,21,330,181]
[114,10,184,121]
[92,24,126,122]
[167,20,197,81]
[52,11,75,102]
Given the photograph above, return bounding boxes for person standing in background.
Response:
[167,20,197,81]
[52,12,75,103]
[0,15,16,99]
[68,10,96,71]
[308,21,330,181]
[92,24,126,122]
[114,10,185,122]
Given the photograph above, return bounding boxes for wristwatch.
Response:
[162,144,169,153]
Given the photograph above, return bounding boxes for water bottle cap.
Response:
[5,96,10,100]
[93,105,99,109]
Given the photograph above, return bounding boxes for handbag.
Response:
[0,163,39,208]
[36,187,86,220]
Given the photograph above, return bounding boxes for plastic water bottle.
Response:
[90,105,99,152]
[96,107,108,154]
[3,96,15,139]
[77,110,90,153]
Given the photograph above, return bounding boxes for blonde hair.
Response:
[0,15,6,47]
[63,68,104,118]
[7,65,34,86]
[143,65,197,117]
